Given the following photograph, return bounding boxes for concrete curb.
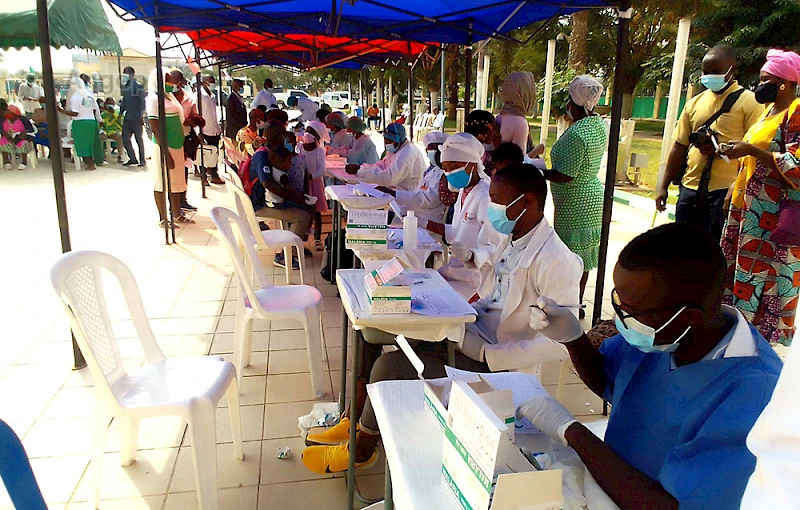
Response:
[613,189,675,221]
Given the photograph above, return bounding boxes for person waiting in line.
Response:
[249,145,311,271]
[492,142,524,175]
[197,75,224,185]
[251,78,277,110]
[464,109,500,178]
[17,74,43,118]
[169,70,205,212]
[344,123,425,191]
[0,105,35,170]
[301,163,582,473]
[64,77,104,170]
[225,78,247,140]
[521,222,781,510]
[146,68,191,226]
[100,98,124,163]
[325,111,353,150]
[237,109,266,156]
[656,45,763,241]
[328,116,378,165]
[287,95,318,123]
[367,103,380,130]
[120,66,146,167]
[495,71,536,155]
[377,131,449,224]
[298,120,329,252]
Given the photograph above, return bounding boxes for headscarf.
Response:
[69,77,88,100]
[5,104,21,119]
[423,131,449,146]
[346,116,366,133]
[500,72,536,117]
[306,120,330,143]
[761,49,800,84]
[569,75,604,114]
[146,67,184,124]
[440,132,487,176]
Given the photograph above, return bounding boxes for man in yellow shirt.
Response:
[656,45,763,241]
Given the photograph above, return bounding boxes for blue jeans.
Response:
[675,184,727,242]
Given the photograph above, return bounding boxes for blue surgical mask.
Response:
[614,308,691,354]
[284,140,294,152]
[701,67,732,93]
[427,150,438,168]
[385,142,399,154]
[487,194,526,235]
[445,165,472,189]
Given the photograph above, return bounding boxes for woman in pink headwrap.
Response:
[0,105,35,170]
[720,49,800,345]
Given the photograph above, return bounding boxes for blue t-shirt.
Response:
[249,148,304,212]
[599,328,781,509]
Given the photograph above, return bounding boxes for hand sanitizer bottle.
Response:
[403,210,418,250]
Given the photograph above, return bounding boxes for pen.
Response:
[529,303,586,309]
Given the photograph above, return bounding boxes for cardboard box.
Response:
[366,285,411,314]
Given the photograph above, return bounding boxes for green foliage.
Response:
[536,66,577,116]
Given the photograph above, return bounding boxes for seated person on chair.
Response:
[300,163,583,474]
[376,131,449,225]
[100,98,124,163]
[1,105,35,170]
[521,223,782,510]
[249,144,311,271]
[345,122,426,192]
[327,116,378,165]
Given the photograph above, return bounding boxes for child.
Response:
[299,121,329,251]
[492,142,524,175]
[0,105,35,170]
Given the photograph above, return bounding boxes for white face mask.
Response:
[257,121,266,129]
[427,150,438,168]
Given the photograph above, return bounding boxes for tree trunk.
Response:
[621,92,634,120]
[568,11,589,74]
[446,49,459,120]
[430,89,439,113]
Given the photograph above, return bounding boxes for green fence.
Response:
[599,95,687,120]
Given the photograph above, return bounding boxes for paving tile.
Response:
[28,455,90,505]
[156,334,213,357]
[258,437,334,484]
[263,401,317,440]
[155,316,220,336]
[163,486,257,510]
[71,447,179,501]
[269,330,309,351]
[179,404,265,445]
[257,475,384,509]
[103,415,188,453]
[66,495,164,509]
[169,301,223,318]
[41,386,97,419]
[218,376,266,407]
[169,441,262,492]
[266,373,326,404]
[210,331,270,355]
[267,349,313,375]
[220,351,269,377]
[23,417,94,457]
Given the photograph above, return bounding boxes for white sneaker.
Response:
[17,164,26,170]
[3,163,11,170]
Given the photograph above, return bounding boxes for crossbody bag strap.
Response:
[696,88,747,201]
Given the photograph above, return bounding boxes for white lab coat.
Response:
[394,164,446,222]
[356,140,426,191]
[297,97,319,122]
[331,129,354,149]
[471,218,583,371]
[251,88,277,110]
[741,339,800,508]
[438,178,506,299]
[330,133,379,165]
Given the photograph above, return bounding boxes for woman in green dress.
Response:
[544,75,607,312]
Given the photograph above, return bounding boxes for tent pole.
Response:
[464,25,473,117]
[657,18,691,191]
[440,43,445,114]
[37,0,85,370]
[195,45,206,199]
[154,2,175,244]
[117,53,123,98]
[541,39,556,145]
[378,68,385,133]
[358,70,363,118]
[592,1,632,325]
[218,65,224,127]
[407,53,414,142]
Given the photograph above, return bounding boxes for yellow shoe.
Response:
[301,443,378,474]
[305,417,359,446]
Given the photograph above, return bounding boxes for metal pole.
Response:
[593,2,633,325]
[541,39,556,145]
[358,69,364,118]
[37,0,85,370]
[464,25,473,117]
[195,45,206,199]
[378,69,386,133]
[407,56,414,142]
[117,53,123,99]
[218,65,224,128]
[154,2,175,244]
[476,48,484,110]
[440,43,446,114]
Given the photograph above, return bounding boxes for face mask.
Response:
[614,308,691,354]
[427,150,439,168]
[445,165,472,189]
[701,67,731,93]
[302,133,317,144]
[487,194,526,235]
[257,121,266,129]
[483,143,495,153]
[121,75,130,86]
[165,84,174,93]
[284,140,294,152]
[27,80,34,85]
[267,87,273,92]
[385,142,399,154]
[755,82,780,104]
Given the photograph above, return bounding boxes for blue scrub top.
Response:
[600,328,782,510]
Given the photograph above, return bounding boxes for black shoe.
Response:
[579,308,586,320]
[123,160,137,166]
[259,221,270,231]
[180,201,198,211]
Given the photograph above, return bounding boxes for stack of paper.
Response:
[346,209,388,250]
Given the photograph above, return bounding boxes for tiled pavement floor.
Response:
[5,156,783,509]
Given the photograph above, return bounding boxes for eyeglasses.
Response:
[610,288,685,330]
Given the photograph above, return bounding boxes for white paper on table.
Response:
[352,183,388,198]
[445,368,549,435]
[411,288,477,316]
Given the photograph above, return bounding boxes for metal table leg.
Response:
[332,201,341,283]
[447,341,456,367]
[339,310,349,419]
[384,461,393,509]
[347,328,362,510]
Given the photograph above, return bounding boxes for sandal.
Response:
[315,239,324,251]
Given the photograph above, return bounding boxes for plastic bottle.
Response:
[403,210,418,250]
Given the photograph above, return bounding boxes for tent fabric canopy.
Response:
[0,0,122,53]
[109,0,616,44]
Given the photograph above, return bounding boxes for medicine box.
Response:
[346,209,388,250]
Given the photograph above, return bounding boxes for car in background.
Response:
[274,88,313,108]
[322,91,351,110]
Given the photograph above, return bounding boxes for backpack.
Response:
[238,147,267,196]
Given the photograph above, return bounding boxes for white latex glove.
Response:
[458,334,486,362]
[449,241,473,263]
[517,396,577,446]
[417,217,429,230]
[529,296,585,343]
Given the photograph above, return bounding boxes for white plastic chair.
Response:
[50,251,243,510]
[210,206,328,396]
[222,171,306,285]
